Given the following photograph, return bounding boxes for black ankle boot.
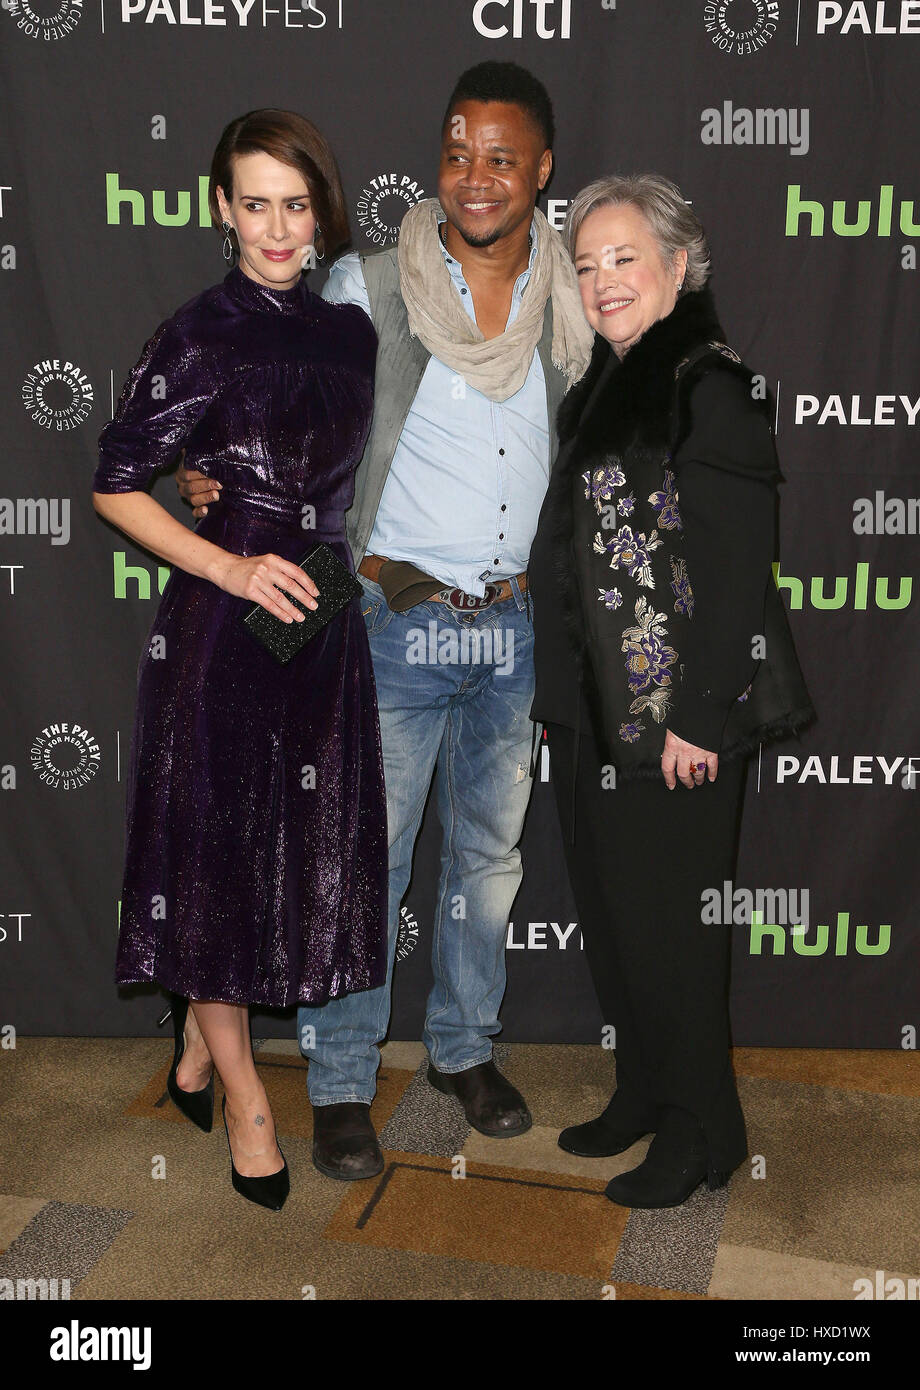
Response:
[558,1089,653,1157]
[604,1107,740,1209]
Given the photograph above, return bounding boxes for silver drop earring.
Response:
[301,225,325,271]
[221,220,235,264]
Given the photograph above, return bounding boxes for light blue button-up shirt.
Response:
[321,217,549,596]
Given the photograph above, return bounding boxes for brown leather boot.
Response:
[311,1102,384,1181]
[427,1060,532,1138]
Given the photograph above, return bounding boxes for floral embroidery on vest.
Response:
[593,525,662,588]
[584,465,625,503]
[648,468,682,530]
[669,557,694,617]
[598,586,623,611]
[620,596,678,700]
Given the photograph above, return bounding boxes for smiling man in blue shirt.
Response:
[178,62,592,1179]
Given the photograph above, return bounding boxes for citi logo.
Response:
[472,0,571,39]
[773,561,911,610]
[817,2,920,34]
[749,911,890,957]
[785,183,919,236]
[106,173,210,227]
[701,103,809,155]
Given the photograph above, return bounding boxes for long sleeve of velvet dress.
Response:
[93,264,388,1007]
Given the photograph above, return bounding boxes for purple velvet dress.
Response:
[93,264,388,1007]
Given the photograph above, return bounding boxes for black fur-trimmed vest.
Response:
[537,286,815,778]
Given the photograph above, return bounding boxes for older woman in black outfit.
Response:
[528,175,814,1208]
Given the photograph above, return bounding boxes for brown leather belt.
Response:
[359,552,528,611]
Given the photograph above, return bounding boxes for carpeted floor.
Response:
[1,1039,918,1300]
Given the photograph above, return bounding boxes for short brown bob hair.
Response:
[208,108,351,262]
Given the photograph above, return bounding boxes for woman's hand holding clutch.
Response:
[214,552,320,623]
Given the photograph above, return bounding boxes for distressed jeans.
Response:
[299,574,538,1105]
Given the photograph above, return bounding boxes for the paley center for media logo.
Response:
[703,0,780,55]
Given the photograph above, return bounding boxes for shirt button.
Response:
[498,448,505,456]
[494,558,500,565]
[500,504,507,512]
[460,287,468,295]
[498,533,504,540]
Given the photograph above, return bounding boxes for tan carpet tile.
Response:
[724,1076,920,1272]
[709,1243,920,1301]
[323,1150,626,1280]
[732,1048,920,1097]
[462,1124,651,1180]
[0,1196,46,1252]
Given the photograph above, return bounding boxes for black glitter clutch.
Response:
[242,542,363,665]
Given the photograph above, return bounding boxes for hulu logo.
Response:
[773,561,912,611]
[785,184,920,237]
[750,911,890,957]
[106,173,211,227]
[113,551,171,599]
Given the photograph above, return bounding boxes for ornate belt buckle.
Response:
[439,583,499,612]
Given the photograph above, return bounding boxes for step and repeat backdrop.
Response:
[0,1,917,1044]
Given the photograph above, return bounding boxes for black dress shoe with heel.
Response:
[427,1060,532,1138]
[311,1102,384,1181]
[161,992,214,1133]
[221,1095,289,1211]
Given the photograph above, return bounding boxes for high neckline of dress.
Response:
[224,262,310,315]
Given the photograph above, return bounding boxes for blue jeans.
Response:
[299,574,538,1105]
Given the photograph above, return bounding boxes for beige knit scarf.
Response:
[396,198,594,403]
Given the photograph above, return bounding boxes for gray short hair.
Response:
[563,173,711,293]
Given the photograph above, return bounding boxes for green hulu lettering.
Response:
[151,189,191,227]
[749,912,785,956]
[198,175,211,228]
[878,185,893,237]
[785,184,920,238]
[834,911,849,955]
[792,922,829,956]
[901,201,920,237]
[855,923,891,956]
[831,199,872,236]
[810,575,848,609]
[785,185,823,236]
[113,551,170,600]
[876,576,913,610]
[773,561,802,609]
[106,173,145,226]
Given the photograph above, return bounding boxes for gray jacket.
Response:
[344,244,572,569]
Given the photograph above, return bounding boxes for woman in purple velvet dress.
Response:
[92,110,388,1211]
